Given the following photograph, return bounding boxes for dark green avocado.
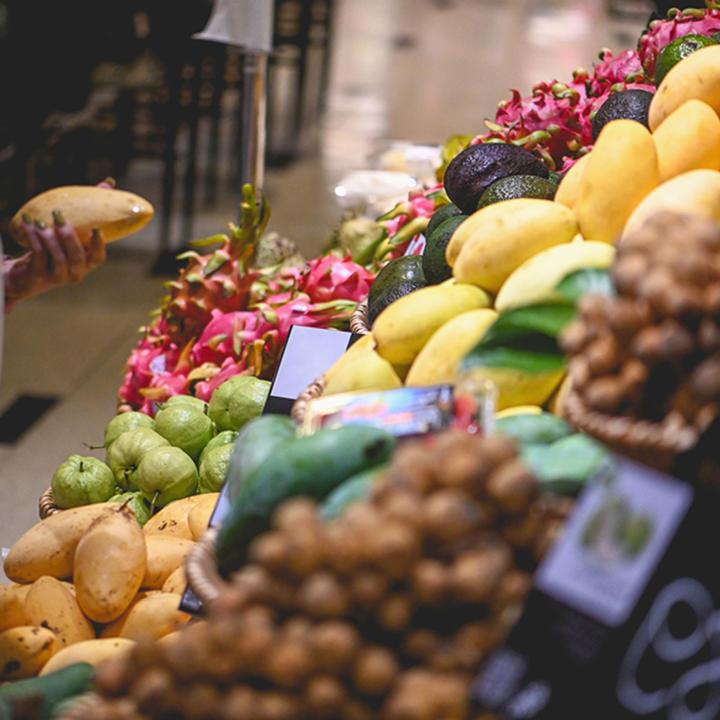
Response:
[443,143,549,214]
[422,215,466,285]
[368,255,427,325]
[591,89,654,141]
[654,34,717,86]
[477,175,558,209]
[426,202,463,238]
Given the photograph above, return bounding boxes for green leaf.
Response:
[555,268,615,304]
[479,303,576,348]
[521,433,614,496]
[190,233,229,249]
[462,346,567,374]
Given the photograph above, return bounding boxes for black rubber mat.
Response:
[0,395,59,444]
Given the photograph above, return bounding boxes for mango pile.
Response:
[0,494,218,682]
[324,43,720,417]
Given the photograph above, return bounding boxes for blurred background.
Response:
[0,0,652,544]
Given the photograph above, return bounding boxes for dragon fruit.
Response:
[301,255,373,304]
[474,49,652,171]
[158,185,269,345]
[638,4,720,79]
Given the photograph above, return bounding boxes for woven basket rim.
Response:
[290,375,327,427]
[349,299,370,336]
[564,390,699,455]
[38,487,63,519]
[185,526,227,608]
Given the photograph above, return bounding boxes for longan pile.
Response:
[90,432,567,720]
[563,211,720,428]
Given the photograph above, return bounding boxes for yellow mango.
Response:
[653,100,720,180]
[649,45,720,131]
[142,536,194,590]
[467,366,566,412]
[4,504,115,583]
[74,506,147,623]
[187,494,219,541]
[0,585,29,632]
[24,576,95,648]
[0,626,58,680]
[452,200,578,292]
[495,241,615,313]
[11,186,153,246]
[406,309,498,386]
[373,281,490,365]
[143,496,202,540]
[622,169,720,238]
[100,593,190,643]
[495,406,543,419]
[323,335,402,396]
[554,153,591,209]
[161,566,187,595]
[575,120,659,244]
[39,638,134,676]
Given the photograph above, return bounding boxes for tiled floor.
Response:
[0,0,648,550]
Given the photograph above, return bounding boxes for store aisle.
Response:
[0,0,647,550]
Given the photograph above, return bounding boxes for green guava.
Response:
[208,376,270,432]
[154,405,215,461]
[107,427,170,491]
[51,455,116,509]
[136,446,199,508]
[108,491,152,525]
[198,444,233,493]
[198,430,238,465]
[103,411,155,449]
[162,395,209,414]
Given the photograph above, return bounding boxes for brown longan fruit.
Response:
[352,646,399,696]
[221,686,258,720]
[304,674,347,716]
[299,572,349,618]
[311,621,360,672]
[264,640,314,689]
[377,593,413,632]
[256,691,301,720]
[412,559,449,605]
[350,570,389,608]
[451,544,512,603]
[273,498,319,532]
[423,489,483,544]
[485,459,536,515]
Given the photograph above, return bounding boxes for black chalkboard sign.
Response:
[472,457,720,719]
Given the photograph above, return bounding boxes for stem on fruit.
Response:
[79,461,84,472]
[151,491,160,514]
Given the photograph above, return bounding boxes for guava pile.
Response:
[50,376,271,522]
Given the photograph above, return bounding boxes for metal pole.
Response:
[239,52,268,195]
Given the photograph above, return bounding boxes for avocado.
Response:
[477,175,558,209]
[591,89,654,141]
[654,34,717,86]
[426,202,463,238]
[443,143,549,214]
[422,215,466,285]
[368,255,427,325]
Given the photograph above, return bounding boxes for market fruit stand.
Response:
[3,4,720,718]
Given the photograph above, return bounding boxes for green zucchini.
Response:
[225,415,297,503]
[0,662,94,720]
[216,426,396,573]
[319,465,386,521]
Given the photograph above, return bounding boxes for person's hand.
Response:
[4,178,114,307]
[5,213,107,306]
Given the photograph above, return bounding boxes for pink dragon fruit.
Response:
[638,5,720,78]
[301,255,373,304]
[587,49,649,95]
[191,309,269,367]
[194,357,248,402]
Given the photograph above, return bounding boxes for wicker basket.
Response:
[349,299,370,335]
[290,375,326,427]
[564,390,699,473]
[38,487,63,519]
[185,527,225,608]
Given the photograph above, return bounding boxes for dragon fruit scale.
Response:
[638,4,720,78]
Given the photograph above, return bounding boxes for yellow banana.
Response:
[495,241,615,313]
[11,186,154,246]
[653,99,720,181]
[323,335,402,395]
[575,120,659,244]
[622,168,720,238]
[405,308,497,386]
[555,153,591,209]
[649,45,720,131]
[451,199,578,293]
[373,281,490,366]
